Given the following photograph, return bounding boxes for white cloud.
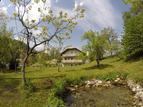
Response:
[11,0,121,32]
[0,2,8,15]
[0,7,7,14]
[15,0,51,22]
[0,0,13,16]
[6,0,123,49]
[75,0,119,31]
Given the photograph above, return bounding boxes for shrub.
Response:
[47,90,65,107]
[20,79,36,98]
[65,76,87,85]
[96,72,129,81]
[25,79,36,93]
[47,80,66,107]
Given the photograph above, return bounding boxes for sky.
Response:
[0,0,130,49]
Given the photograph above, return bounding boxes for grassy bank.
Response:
[0,57,143,106]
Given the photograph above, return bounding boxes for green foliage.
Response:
[47,90,65,107]
[53,80,66,94]
[123,0,143,14]
[82,30,106,66]
[10,0,84,85]
[101,27,120,56]
[123,1,143,60]
[21,79,36,98]
[47,78,85,107]
[48,48,61,61]
[47,80,66,107]
[25,79,36,93]
[117,49,126,59]
[36,52,49,66]
[28,48,62,66]
[0,25,26,70]
[0,57,143,106]
[21,79,36,95]
[96,72,129,81]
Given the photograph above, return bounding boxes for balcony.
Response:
[62,59,83,64]
[62,53,77,57]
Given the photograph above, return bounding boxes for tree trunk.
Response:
[57,63,60,72]
[21,62,26,85]
[15,62,17,73]
[111,51,113,56]
[21,55,29,86]
[14,58,17,73]
[96,59,100,67]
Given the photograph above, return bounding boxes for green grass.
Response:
[0,57,143,106]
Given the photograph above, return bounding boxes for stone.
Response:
[132,87,136,92]
[115,78,120,82]
[138,102,143,106]
[75,85,78,88]
[85,84,90,88]
[66,78,143,107]
[97,80,103,84]
[107,81,111,84]
[127,80,143,106]
[66,87,76,92]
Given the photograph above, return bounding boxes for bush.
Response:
[53,80,66,95]
[65,76,87,85]
[25,79,36,93]
[96,72,129,81]
[20,79,36,98]
[47,90,65,107]
[117,50,126,60]
[47,80,66,107]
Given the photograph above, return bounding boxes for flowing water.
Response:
[66,86,137,107]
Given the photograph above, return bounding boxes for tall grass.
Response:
[0,57,143,106]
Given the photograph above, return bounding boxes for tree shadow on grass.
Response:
[110,58,122,63]
[125,57,143,64]
[83,64,113,70]
[0,78,20,93]
[66,69,78,72]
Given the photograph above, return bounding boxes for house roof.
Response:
[61,47,82,55]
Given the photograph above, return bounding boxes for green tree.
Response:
[9,39,26,70]
[124,0,143,14]
[10,0,84,85]
[123,0,143,59]
[0,27,12,69]
[82,30,106,67]
[101,27,119,56]
[0,25,26,71]
[48,48,61,61]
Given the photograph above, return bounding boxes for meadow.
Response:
[0,57,143,107]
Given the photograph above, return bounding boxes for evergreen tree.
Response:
[123,0,143,59]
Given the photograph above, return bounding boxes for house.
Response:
[61,46,84,66]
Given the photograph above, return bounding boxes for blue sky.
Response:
[0,0,130,49]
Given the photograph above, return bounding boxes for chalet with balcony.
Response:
[61,47,84,66]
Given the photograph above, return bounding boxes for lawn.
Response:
[0,57,143,107]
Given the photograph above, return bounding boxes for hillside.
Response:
[0,57,143,106]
